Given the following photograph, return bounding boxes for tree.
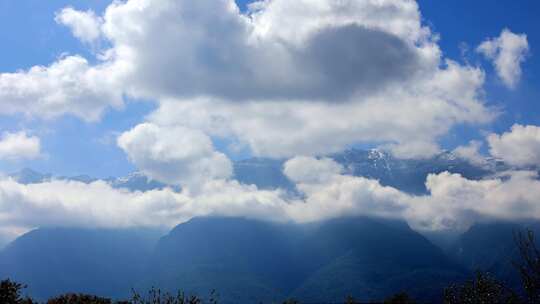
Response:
[443,271,518,304]
[0,279,35,304]
[513,229,540,303]
[130,287,205,304]
[46,293,112,304]
[383,292,416,304]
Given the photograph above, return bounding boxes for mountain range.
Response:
[0,149,537,303]
[0,216,468,303]
[1,216,534,303]
[9,148,508,194]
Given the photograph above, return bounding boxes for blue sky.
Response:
[0,0,538,178]
[418,0,540,125]
[0,0,148,177]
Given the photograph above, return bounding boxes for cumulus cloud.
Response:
[4,157,540,244]
[148,58,492,158]
[283,157,409,222]
[452,140,486,165]
[477,28,529,88]
[117,123,233,188]
[0,55,125,121]
[0,177,292,244]
[55,7,103,45]
[410,171,540,231]
[284,156,344,184]
[488,124,540,167]
[100,0,436,101]
[0,132,41,161]
[0,0,495,158]
[286,159,540,231]
[99,0,492,158]
[0,157,403,243]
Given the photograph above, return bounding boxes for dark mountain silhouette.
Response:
[449,221,540,291]
[0,228,162,301]
[0,217,466,303]
[289,217,465,302]
[146,217,302,303]
[146,216,465,303]
[4,217,540,303]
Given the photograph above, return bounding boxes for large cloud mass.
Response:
[106,0,491,158]
[101,0,434,101]
[0,0,494,158]
[3,157,540,245]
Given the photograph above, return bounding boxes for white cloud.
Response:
[3,157,540,243]
[284,157,410,223]
[385,140,441,160]
[285,158,540,232]
[0,55,126,121]
[148,59,492,158]
[117,123,233,188]
[285,159,540,232]
[247,0,430,45]
[409,170,540,231]
[477,28,529,89]
[55,7,103,45]
[0,0,495,159]
[100,0,492,158]
[452,140,486,165]
[0,132,41,161]
[0,157,405,243]
[488,124,540,167]
[100,0,438,102]
[0,177,291,244]
[0,225,28,248]
[283,156,344,184]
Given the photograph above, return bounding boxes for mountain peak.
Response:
[10,168,51,184]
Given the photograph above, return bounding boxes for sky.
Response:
[0,0,540,245]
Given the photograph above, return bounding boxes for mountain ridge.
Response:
[8,148,508,194]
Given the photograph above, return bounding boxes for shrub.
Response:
[46,293,112,304]
[0,279,35,304]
